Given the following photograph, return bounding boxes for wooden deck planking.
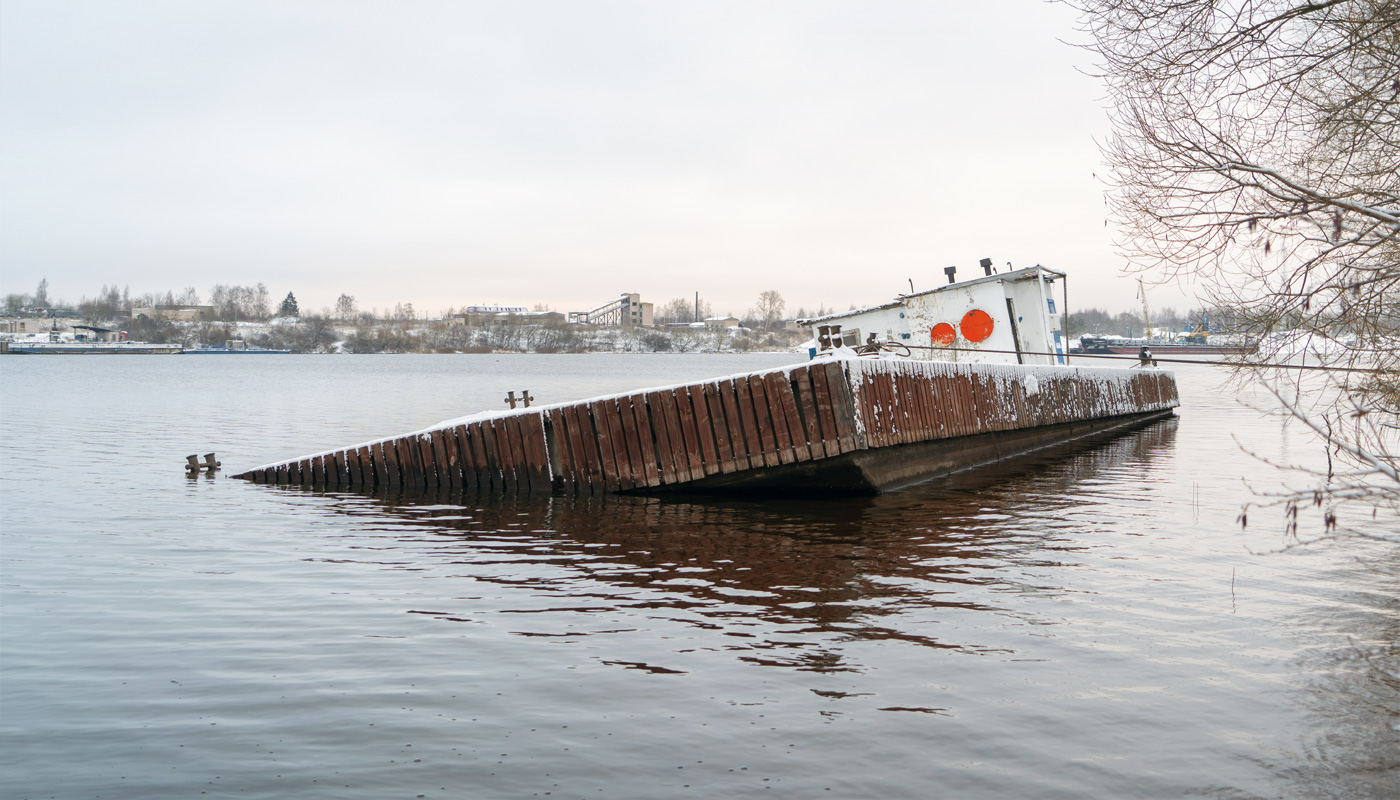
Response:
[654,390,692,484]
[671,388,705,479]
[745,375,782,467]
[381,438,402,485]
[873,372,895,448]
[807,365,839,458]
[491,418,516,491]
[462,423,486,489]
[363,442,381,487]
[387,438,409,486]
[476,421,501,490]
[450,425,474,489]
[408,437,431,487]
[686,386,722,476]
[911,367,934,442]
[545,408,573,493]
[561,405,595,492]
[894,372,914,445]
[702,384,738,475]
[902,369,924,443]
[770,372,810,462]
[430,429,453,488]
[643,391,681,485]
[587,400,623,492]
[791,367,825,462]
[730,377,765,469]
[503,415,532,492]
[521,413,552,490]
[628,395,662,487]
[602,399,637,491]
[824,361,861,452]
[616,397,648,488]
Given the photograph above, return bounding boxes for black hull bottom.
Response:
[641,409,1176,496]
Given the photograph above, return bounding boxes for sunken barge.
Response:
[235,263,1179,495]
[234,357,1177,495]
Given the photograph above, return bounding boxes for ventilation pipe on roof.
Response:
[980,257,994,276]
[944,266,957,284]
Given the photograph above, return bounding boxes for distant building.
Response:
[0,318,56,334]
[72,325,123,342]
[451,307,565,326]
[464,305,528,314]
[133,305,216,322]
[569,293,653,327]
[703,316,740,331]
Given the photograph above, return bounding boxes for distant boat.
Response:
[6,339,182,355]
[1077,335,1252,357]
[184,340,290,354]
[3,324,182,355]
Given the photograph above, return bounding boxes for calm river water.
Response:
[2,354,1396,799]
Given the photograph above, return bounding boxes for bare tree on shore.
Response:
[1068,0,1398,540]
[753,290,785,330]
[335,293,358,321]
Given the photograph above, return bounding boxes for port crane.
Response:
[1137,279,1152,340]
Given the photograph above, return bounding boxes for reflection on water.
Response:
[280,420,1182,675]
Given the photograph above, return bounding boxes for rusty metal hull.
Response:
[235,359,1180,496]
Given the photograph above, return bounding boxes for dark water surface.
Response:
[2,354,1396,799]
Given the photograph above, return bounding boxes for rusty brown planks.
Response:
[430,429,452,488]
[713,379,749,470]
[475,421,500,490]
[352,442,369,484]
[808,364,839,457]
[824,361,862,452]
[545,408,573,494]
[730,377,765,468]
[628,396,662,487]
[447,426,470,489]
[685,386,722,476]
[521,413,552,490]
[458,424,484,489]
[704,383,737,474]
[745,375,782,467]
[435,429,458,489]
[615,397,648,487]
[642,392,677,485]
[502,416,531,491]
[414,434,436,488]
[563,404,601,492]
[767,372,810,462]
[586,400,622,492]
[666,388,701,479]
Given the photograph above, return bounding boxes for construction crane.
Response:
[1137,278,1152,340]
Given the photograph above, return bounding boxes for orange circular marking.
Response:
[960,309,995,343]
[930,322,956,346]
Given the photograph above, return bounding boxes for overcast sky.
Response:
[0,0,1200,319]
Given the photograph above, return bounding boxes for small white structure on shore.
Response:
[799,262,1069,365]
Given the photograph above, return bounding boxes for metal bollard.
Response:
[186,453,221,473]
